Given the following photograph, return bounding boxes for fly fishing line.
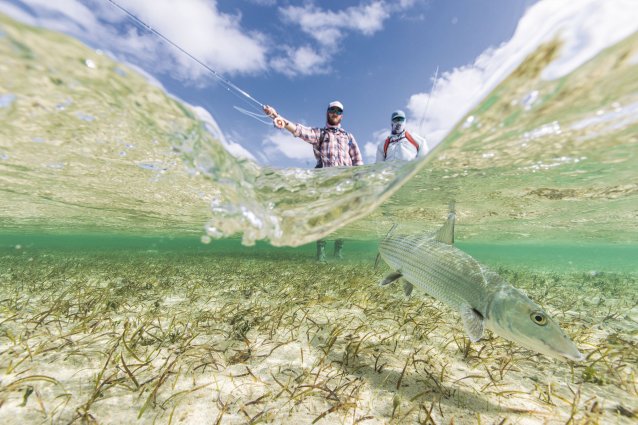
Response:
[104,0,271,124]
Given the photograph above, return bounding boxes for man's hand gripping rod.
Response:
[263,105,290,130]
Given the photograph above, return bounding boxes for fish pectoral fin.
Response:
[379,271,403,286]
[460,304,484,342]
[402,280,414,297]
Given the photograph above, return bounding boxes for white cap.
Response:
[391,110,406,120]
[328,101,344,111]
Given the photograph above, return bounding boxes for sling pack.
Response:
[383,131,419,159]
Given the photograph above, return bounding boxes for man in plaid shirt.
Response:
[263,101,363,167]
[263,101,364,261]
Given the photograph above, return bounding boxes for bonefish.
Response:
[377,209,583,361]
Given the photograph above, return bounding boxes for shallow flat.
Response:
[0,243,635,424]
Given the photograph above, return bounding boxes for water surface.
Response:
[0,12,637,425]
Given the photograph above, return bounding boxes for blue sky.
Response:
[2,0,636,167]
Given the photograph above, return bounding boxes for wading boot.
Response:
[316,240,327,263]
[334,239,344,260]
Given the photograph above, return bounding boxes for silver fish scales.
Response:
[377,209,583,362]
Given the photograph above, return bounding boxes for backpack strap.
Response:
[384,132,419,159]
[345,131,353,148]
[314,128,327,168]
[405,131,420,152]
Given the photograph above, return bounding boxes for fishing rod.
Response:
[104,0,269,119]
[417,66,439,134]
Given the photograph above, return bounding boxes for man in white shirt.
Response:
[376,110,428,162]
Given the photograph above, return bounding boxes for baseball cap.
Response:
[328,101,344,111]
[391,110,406,120]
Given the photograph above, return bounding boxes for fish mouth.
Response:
[552,336,585,362]
[516,333,585,362]
[542,343,584,362]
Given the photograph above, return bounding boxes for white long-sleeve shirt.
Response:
[376,131,428,162]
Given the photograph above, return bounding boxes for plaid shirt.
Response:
[293,124,364,167]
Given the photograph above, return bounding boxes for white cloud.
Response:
[2,0,424,79]
[19,0,99,28]
[270,45,328,77]
[0,2,38,26]
[396,0,420,9]
[280,2,390,46]
[1,0,268,78]
[407,0,638,148]
[190,106,257,162]
[0,0,103,37]
[408,65,485,146]
[246,0,277,6]
[120,0,266,76]
[361,128,388,163]
[272,1,420,76]
[221,134,258,163]
[363,142,378,161]
[262,131,316,162]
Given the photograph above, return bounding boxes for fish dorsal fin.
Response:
[374,253,381,269]
[434,211,455,245]
[384,223,398,238]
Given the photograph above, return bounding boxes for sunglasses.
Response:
[327,108,343,115]
[392,117,405,122]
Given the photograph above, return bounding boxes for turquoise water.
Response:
[1,234,636,274]
[1,12,637,425]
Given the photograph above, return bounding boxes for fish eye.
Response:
[530,311,547,326]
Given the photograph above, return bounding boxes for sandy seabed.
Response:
[0,248,636,424]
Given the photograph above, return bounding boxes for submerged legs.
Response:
[316,240,327,263]
[334,239,344,260]
[316,239,344,262]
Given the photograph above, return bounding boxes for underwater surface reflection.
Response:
[0,11,637,425]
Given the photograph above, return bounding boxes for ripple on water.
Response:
[522,121,561,141]
[522,90,540,110]
[522,155,587,172]
[0,93,16,108]
[56,98,73,111]
[462,115,476,128]
[137,162,168,172]
[569,100,638,139]
[75,112,95,122]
